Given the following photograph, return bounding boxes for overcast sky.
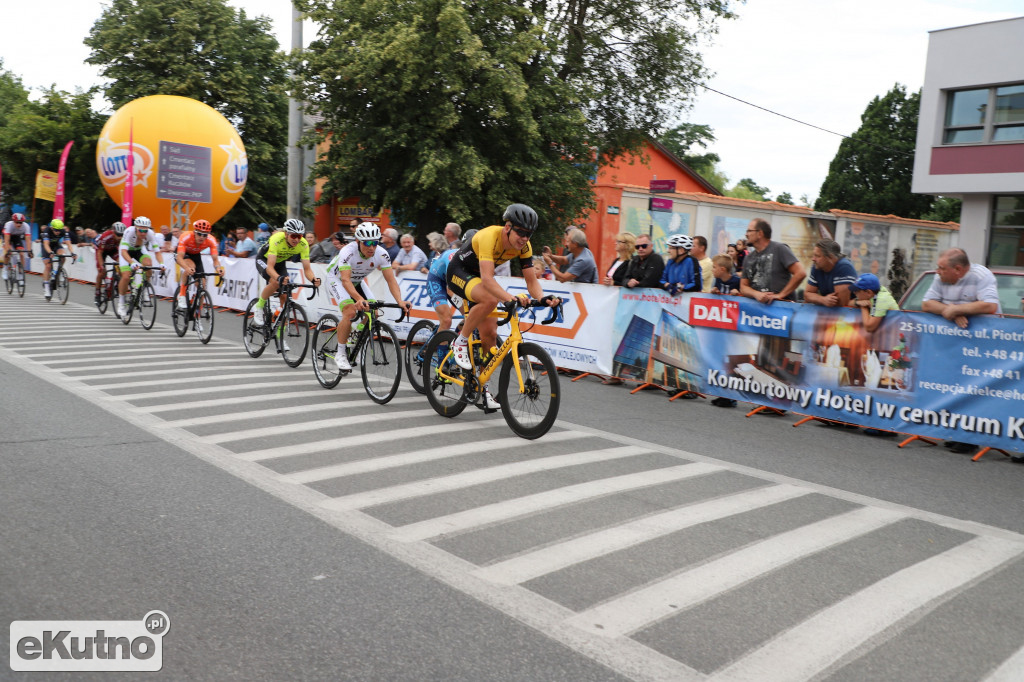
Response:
[3,1,1022,205]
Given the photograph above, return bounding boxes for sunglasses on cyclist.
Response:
[510,226,532,239]
[360,240,379,247]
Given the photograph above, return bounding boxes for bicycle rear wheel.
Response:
[242,298,270,358]
[422,330,467,418]
[361,321,402,404]
[56,269,69,304]
[139,282,158,329]
[194,290,214,344]
[279,303,309,367]
[404,319,437,395]
[311,314,344,389]
[498,341,560,439]
[171,294,188,336]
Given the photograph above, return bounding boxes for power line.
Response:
[693,81,915,158]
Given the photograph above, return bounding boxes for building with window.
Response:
[912,16,1024,267]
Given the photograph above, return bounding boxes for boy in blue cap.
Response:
[851,273,899,333]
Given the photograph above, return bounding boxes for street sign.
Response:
[649,179,676,193]
[649,197,673,212]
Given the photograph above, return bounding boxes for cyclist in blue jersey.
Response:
[427,228,477,333]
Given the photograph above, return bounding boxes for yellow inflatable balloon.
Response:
[96,95,248,230]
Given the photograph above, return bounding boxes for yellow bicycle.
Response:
[422,298,562,439]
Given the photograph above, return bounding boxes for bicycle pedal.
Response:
[481,407,498,414]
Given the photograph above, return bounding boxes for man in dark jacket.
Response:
[624,233,664,289]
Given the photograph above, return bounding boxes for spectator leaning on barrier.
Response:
[661,234,702,295]
[393,233,428,272]
[921,248,1001,455]
[623,233,665,289]
[225,227,257,258]
[544,227,596,283]
[739,219,806,304]
[309,231,342,263]
[603,232,636,286]
[851,272,898,334]
[804,238,857,308]
[692,235,713,292]
[711,254,741,295]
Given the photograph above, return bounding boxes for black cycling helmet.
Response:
[502,203,538,233]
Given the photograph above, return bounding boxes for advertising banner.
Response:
[34,170,58,202]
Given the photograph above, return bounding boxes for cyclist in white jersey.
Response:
[325,222,411,371]
[117,216,166,317]
[3,213,32,280]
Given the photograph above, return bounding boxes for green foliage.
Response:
[85,0,289,228]
[0,78,113,227]
[815,84,933,219]
[775,192,793,205]
[920,196,962,223]
[295,0,735,237]
[658,123,721,180]
[887,247,910,301]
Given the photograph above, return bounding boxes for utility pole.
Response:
[286,3,303,222]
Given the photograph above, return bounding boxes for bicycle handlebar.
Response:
[278,280,319,301]
[362,300,409,324]
[497,297,564,326]
[189,271,224,287]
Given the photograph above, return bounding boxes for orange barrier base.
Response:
[746,405,786,418]
[898,434,939,449]
[669,390,706,402]
[972,446,1010,462]
[630,383,667,395]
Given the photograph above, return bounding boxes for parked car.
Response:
[899,269,1024,317]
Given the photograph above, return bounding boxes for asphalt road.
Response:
[2,276,1023,681]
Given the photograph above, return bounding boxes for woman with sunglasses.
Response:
[252,219,321,327]
[324,222,411,372]
[445,204,561,391]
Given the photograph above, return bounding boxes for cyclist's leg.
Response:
[117,249,135,298]
[94,249,106,292]
[42,249,53,281]
[139,253,153,280]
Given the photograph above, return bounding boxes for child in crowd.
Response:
[710,254,741,295]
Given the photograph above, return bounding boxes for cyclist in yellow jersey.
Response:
[445,203,560,371]
[252,219,321,326]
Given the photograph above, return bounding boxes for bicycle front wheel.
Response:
[171,295,188,336]
[15,264,25,298]
[4,265,13,295]
[404,319,437,395]
[280,303,309,367]
[139,282,158,329]
[312,314,344,389]
[242,298,270,358]
[361,321,402,404]
[121,286,136,324]
[194,290,214,344]
[498,341,560,439]
[422,330,467,418]
[56,269,69,305]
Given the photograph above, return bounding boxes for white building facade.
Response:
[912,16,1024,267]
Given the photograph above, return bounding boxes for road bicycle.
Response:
[403,319,438,395]
[44,253,72,304]
[422,298,562,439]
[311,301,406,404]
[172,270,223,344]
[121,265,162,330]
[3,248,30,297]
[242,281,316,367]
[96,261,120,316]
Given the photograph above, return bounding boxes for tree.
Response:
[887,247,910,301]
[921,196,962,223]
[815,84,933,218]
[85,0,289,228]
[775,192,794,205]
[295,0,735,236]
[659,123,720,176]
[724,177,770,201]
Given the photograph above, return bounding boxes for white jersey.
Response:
[120,226,159,254]
[326,241,392,283]
[3,221,31,238]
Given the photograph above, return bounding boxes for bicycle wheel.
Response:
[171,294,188,336]
[16,263,25,298]
[242,298,270,358]
[121,285,136,324]
[404,319,437,395]
[422,330,468,418]
[360,321,402,404]
[139,282,158,329]
[279,303,309,367]
[4,264,12,295]
[498,341,560,439]
[194,290,214,344]
[312,314,344,389]
[55,269,69,305]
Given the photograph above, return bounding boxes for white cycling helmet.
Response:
[666,234,693,250]
[354,222,381,241]
[283,218,305,234]
[112,221,126,235]
[133,216,151,229]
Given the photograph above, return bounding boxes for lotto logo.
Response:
[9,611,169,672]
[689,298,739,329]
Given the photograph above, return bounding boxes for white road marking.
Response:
[201,408,439,444]
[984,643,1024,682]
[115,380,313,401]
[89,370,299,390]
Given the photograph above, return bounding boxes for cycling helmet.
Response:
[460,228,479,246]
[112,221,126,235]
[11,213,25,222]
[502,203,539,233]
[49,219,65,230]
[192,219,211,233]
[133,216,152,229]
[283,218,305,234]
[666,234,693,250]
[354,222,381,241]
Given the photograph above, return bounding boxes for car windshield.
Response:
[900,271,1024,317]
